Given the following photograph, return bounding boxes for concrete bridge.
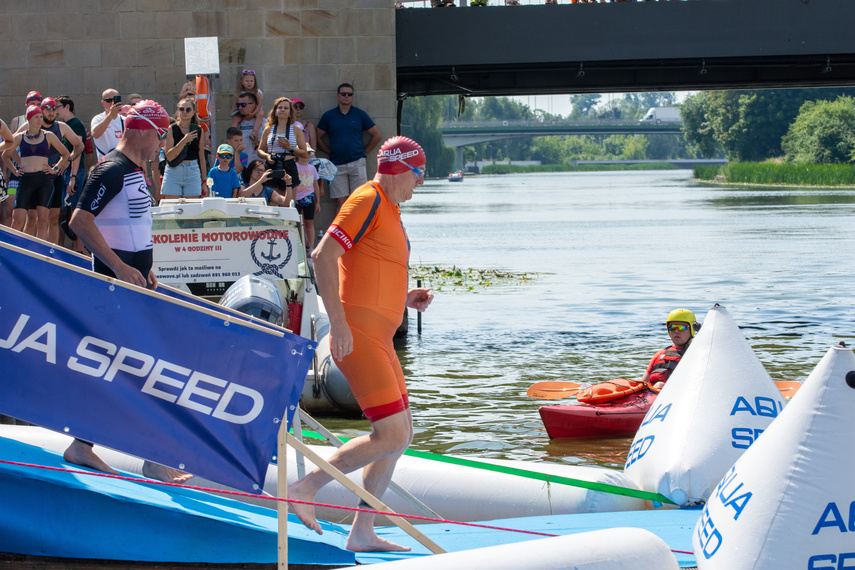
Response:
[441,120,684,169]
[396,0,855,99]
[440,119,683,145]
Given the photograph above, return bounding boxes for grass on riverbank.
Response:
[409,265,536,292]
[695,162,855,187]
[481,162,679,175]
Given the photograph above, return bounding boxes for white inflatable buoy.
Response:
[365,527,679,569]
[624,305,785,506]
[693,343,855,569]
[0,426,648,525]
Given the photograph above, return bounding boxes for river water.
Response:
[323,170,855,470]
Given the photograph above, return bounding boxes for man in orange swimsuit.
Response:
[288,136,433,552]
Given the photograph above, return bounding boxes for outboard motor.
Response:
[218,275,288,327]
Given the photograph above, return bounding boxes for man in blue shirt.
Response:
[317,83,382,213]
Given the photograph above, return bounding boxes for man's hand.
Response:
[114,263,148,288]
[406,288,433,312]
[147,269,158,291]
[329,321,353,360]
[107,102,122,120]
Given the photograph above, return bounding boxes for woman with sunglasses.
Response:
[238,159,292,206]
[232,69,264,143]
[160,98,207,200]
[641,308,700,390]
[257,97,307,195]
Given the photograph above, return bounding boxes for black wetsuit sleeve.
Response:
[75,160,123,216]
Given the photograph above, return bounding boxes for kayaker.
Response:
[641,308,699,390]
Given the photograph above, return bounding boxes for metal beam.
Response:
[396,0,855,98]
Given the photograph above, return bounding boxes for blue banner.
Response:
[0,241,314,492]
[0,225,89,269]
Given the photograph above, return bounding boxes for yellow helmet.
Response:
[666,308,698,337]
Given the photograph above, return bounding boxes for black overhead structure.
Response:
[395,0,855,99]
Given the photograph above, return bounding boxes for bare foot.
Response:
[345,530,411,553]
[63,440,119,475]
[142,461,194,483]
[287,480,323,535]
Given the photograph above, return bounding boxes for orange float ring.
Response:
[577,378,648,404]
[195,75,210,134]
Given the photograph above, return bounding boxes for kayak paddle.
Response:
[526,381,582,400]
[774,380,802,399]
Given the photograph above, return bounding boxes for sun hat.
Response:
[376,136,426,175]
[217,144,234,155]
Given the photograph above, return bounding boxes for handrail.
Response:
[244,208,281,217]
[151,208,184,217]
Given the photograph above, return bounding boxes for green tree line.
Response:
[681,88,855,163]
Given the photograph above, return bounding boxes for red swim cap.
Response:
[376,136,426,175]
[124,100,170,132]
[40,97,58,109]
[26,105,43,121]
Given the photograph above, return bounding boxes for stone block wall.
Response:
[0,0,397,231]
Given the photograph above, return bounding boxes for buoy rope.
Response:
[294,429,676,505]
[0,458,694,555]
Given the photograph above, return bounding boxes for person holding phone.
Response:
[160,98,207,200]
[257,97,307,196]
[238,159,292,206]
[91,89,125,162]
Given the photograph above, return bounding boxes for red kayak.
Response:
[539,389,657,439]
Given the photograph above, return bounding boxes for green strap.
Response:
[295,429,674,505]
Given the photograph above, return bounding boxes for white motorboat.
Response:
[152,197,360,416]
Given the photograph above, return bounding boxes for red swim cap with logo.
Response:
[124,100,170,132]
[376,136,426,175]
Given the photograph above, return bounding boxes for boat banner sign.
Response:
[152,226,300,284]
[0,240,314,492]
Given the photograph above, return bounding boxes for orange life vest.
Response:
[646,345,687,385]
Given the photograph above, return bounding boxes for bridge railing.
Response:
[397,0,684,7]
[441,119,659,129]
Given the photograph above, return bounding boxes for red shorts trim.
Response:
[363,398,409,423]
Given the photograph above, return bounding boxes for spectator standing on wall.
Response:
[317,83,383,213]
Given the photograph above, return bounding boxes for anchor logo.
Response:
[250,233,292,278]
[261,239,280,262]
